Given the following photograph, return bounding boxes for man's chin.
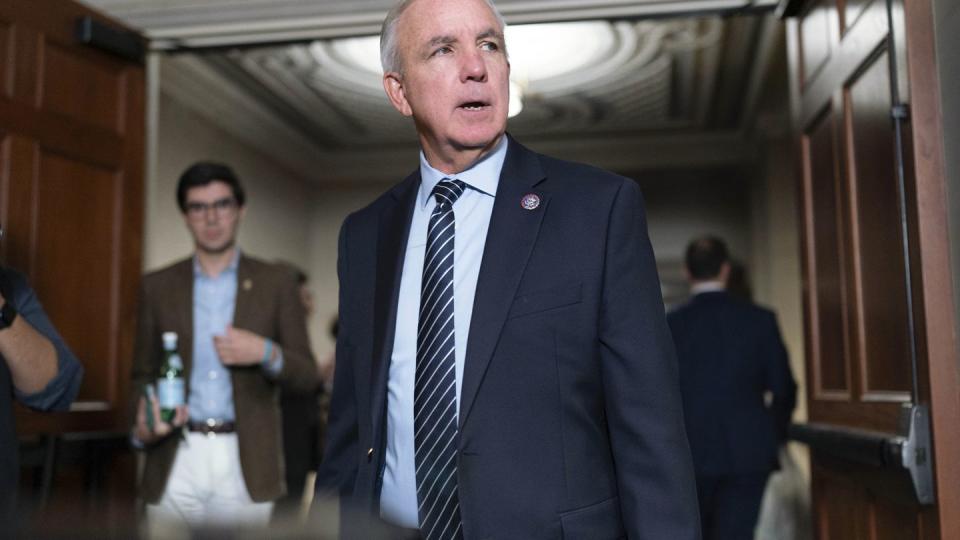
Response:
[197,241,235,256]
[454,130,505,153]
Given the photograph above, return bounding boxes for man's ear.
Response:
[383,72,413,117]
[718,262,732,284]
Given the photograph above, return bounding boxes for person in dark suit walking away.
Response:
[667,236,797,540]
[315,0,701,538]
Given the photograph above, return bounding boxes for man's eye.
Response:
[480,41,499,51]
[433,46,452,56]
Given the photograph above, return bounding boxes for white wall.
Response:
[306,185,392,358]
[750,137,805,424]
[634,169,753,307]
[639,171,752,263]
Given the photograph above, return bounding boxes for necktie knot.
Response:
[432,179,466,208]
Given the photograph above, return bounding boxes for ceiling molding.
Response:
[739,14,785,134]
[159,50,748,183]
[93,1,779,185]
[158,53,328,181]
[159,52,421,183]
[83,0,779,51]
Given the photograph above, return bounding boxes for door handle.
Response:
[789,404,935,505]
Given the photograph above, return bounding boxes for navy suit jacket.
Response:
[667,291,797,476]
[318,137,700,540]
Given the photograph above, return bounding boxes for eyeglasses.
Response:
[185,197,238,219]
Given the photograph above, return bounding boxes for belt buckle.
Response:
[205,418,218,438]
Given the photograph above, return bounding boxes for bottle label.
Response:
[157,378,185,409]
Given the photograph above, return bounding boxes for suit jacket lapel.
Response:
[233,255,254,330]
[370,173,420,439]
[175,259,195,384]
[460,136,548,428]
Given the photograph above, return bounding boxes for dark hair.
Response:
[176,162,246,213]
[684,236,729,280]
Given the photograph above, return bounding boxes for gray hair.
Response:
[379,0,506,75]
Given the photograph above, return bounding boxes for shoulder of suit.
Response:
[533,150,631,188]
[724,295,779,322]
[141,257,191,287]
[239,255,302,289]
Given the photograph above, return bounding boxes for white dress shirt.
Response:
[380,136,508,527]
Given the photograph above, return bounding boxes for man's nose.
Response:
[204,208,220,224]
[460,49,487,82]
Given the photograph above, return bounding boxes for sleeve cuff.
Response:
[261,347,284,378]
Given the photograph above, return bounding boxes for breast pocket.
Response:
[507,281,582,319]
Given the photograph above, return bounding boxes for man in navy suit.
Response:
[316,0,700,538]
[667,236,797,540]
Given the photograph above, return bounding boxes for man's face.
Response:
[383,0,510,167]
[182,180,244,255]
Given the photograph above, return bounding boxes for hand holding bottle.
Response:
[134,390,188,444]
[134,331,188,445]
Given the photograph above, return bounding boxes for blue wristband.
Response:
[262,339,273,365]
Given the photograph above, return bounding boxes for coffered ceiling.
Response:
[81,0,787,183]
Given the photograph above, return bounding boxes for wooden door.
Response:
[0,0,143,433]
[785,0,959,537]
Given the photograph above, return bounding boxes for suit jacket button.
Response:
[367,448,374,462]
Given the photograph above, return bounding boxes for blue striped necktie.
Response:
[415,178,466,540]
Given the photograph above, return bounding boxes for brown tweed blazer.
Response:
[130,254,317,503]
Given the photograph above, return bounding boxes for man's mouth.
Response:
[459,101,489,111]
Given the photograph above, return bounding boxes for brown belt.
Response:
[187,420,236,434]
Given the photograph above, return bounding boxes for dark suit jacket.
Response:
[131,254,317,503]
[667,291,797,476]
[317,137,700,539]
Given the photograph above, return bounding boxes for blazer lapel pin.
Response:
[242,278,253,291]
[520,193,540,210]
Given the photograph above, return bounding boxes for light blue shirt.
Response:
[380,136,507,527]
[189,252,239,422]
[188,250,283,423]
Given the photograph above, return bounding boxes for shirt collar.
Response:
[417,135,507,208]
[690,280,726,295]
[193,248,241,279]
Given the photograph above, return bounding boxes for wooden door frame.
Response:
[899,0,960,535]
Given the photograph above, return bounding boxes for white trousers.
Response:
[145,432,273,538]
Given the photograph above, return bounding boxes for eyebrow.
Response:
[477,28,503,42]
[423,28,504,52]
[425,35,457,50]
[186,197,234,206]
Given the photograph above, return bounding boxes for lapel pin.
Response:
[521,193,540,210]
[242,279,253,291]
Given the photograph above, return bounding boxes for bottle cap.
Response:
[162,332,178,350]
